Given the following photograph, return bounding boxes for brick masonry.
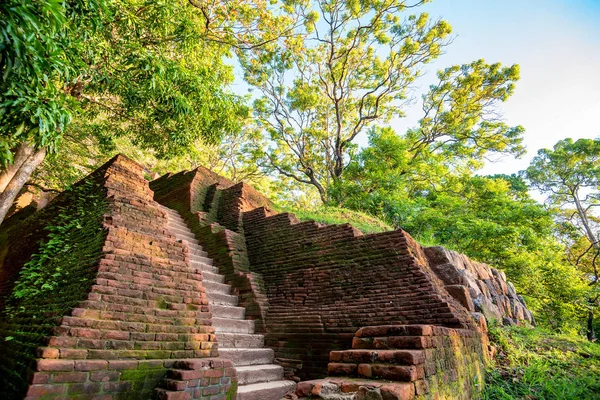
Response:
[0,156,234,399]
[242,208,477,379]
[0,156,534,399]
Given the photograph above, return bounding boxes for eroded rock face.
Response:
[424,246,535,326]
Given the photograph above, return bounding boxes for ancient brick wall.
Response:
[242,208,477,379]
[0,156,231,399]
[150,170,273,334]
[0,162,111,398]
[299,324,488,399]
[155,358,237,400]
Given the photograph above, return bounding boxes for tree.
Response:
[0,0,298,225]
[335,129,589,330]
[245,0,524,203]
[526,138,600,339]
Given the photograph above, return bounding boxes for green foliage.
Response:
[277,205,392,234]
[246,0,455,202]
[0,0,104,164]
[484,325,600,399]
[0,177,107,398]
[526,138,600,284]
[7,180,106,304]
[336,128,590,330]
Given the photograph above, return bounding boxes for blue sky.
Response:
[389,0,600,175]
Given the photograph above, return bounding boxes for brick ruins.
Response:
[0,155,533,399]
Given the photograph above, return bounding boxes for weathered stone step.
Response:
[211,304,245,319]
[190,260,219,274]
[207,292,239,306]
[217,332,265,348]
[236,364,284,385]
[167,221,193,231]
[174,234,200,245]
[218,348,274,366]
[236,380,296,400]
[202,271,225,284]
[203,280,232,295]
[212,317,255,334]
[167,224,194,237]
[191,254,213,265]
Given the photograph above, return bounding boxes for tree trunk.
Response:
[587,309,596,342]
[0,147,47,226]
[0,142,35,192]
[573,191,600,252]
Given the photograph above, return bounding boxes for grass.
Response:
[278,205,393,234]
[483,324,600,400]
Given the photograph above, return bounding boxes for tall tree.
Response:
[526,138,600,339]
[0,0,298,225]
[245,0,524,203]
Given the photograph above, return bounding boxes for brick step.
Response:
[236,380,296,400]
[183,244,208,257]
[295,378,415,400]
[96,271,205,291]
[47,336,212,357]
[166,220,192,230]
[208,292,239,306]
[174,234,200,245]
[56,323,210,342]
[203,280,232,295]
[218,348,274,366]
[203,271,225,284]
[236,364,284,385]
[212,318,255,334]
[190,255,214,265]
[95,269,204,292]
[211,304,245,319]
[92,277,202,295]
[217,332,265,348]
[64,308,212,330]
[40,346,215,361]
[106,254,200,274]
[186,242,206,253]
[72,303,211,322]
[61,313,212,332]
[171,228,199,241]
[189,260,219,274]
[330,349,425,365]
[328,362,424,382]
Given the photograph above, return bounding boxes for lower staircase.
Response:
[161,205,295,400]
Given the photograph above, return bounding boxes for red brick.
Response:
[357,363,372,378]
[36,347,60,359]
[26,384,66,396]
[371,364,418,382]
[30,373,51,384]
[381,383,415,400]
[108,360,138,370]
[74,360,108,371]
[90,371,120,382]
[52,371,89,383]
[37,359,74,372]
[327,363,357,376]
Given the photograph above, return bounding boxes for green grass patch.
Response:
[277,205,393,234]
[483,324,600,399]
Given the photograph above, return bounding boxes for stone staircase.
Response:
[161,205,295,400]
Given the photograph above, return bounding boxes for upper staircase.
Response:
[161,205,295,400]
